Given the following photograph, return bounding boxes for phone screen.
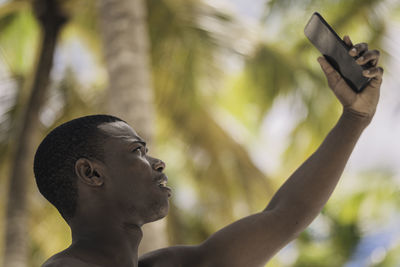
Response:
[304,12,370,92]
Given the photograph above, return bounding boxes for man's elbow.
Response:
[264,199,322,237]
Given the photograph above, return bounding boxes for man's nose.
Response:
[152,158,165,172]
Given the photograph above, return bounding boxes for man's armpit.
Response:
[139,245,205,267]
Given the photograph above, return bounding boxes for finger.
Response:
[349,42,368,57]
[363,66,384,79]
[363,66,384,89]
[343,35,353,47]
[355,49,380,66]
[362,67,383,94]
[369,76,383,89]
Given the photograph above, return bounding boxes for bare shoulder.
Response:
[139,245,205,267]
[42,253,98,267]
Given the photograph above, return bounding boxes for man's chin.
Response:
[145,202,169,223]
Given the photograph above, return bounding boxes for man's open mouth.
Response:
[156,174,168,188]
[155,174,172,197]
[159,180,167,188]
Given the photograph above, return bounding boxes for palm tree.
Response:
[2,1,67,267]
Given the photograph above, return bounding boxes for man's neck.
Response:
[67,216,143,267]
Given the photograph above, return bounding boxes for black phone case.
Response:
[304,12,370,92]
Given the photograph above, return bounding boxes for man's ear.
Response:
[75,158,104,187]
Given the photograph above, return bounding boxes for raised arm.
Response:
[264,36,383,220]
[139,36,384,267]
[195,36,383,266]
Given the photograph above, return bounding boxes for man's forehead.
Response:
[97,121,144,143]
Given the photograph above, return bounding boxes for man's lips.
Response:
[155,174,168,186]
[155,174,171,194]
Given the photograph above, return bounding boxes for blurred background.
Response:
[0,0,399,266]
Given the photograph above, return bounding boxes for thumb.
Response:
[317,56,356,107]
[317,56,341,88]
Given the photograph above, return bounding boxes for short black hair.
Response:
[33,114,125,221]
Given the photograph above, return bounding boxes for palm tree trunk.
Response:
[98,0,155,140]
[97,0,167,255]
[2,1,66,266]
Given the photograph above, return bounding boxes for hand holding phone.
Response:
[304,12,370,92]
[305,12,384,121]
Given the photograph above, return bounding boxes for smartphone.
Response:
[304,12,370,92]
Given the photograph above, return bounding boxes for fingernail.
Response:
[364,70,370,74]
[356,56,364,63]
[351,48,357,53]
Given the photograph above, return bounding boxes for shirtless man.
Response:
[34,35,383,266]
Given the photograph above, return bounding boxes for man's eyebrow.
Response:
[129,140,147,148]
[132,140,146,146]
[129,140,149,153]
[115,135,146,145]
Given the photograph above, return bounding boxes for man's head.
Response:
[34,115,170,225]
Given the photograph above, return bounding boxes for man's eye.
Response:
[133,146,146,156]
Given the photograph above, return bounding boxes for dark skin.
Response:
[43,36,383,267]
